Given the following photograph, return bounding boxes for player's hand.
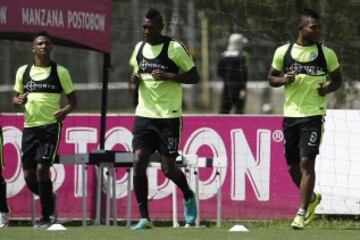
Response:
[283,71,296,85]
[130,73,141,87]
[317,83,328,96]
[151,69,175,81]
[13,92,29,105]
[53,109,68,122]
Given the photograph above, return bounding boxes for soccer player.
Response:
[268,9,342,229]
[0,127,10,227]
[12,31,77,229]
[129,8,200,230]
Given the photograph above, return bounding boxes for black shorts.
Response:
[22,123,62,170]
[132,116,182,156]
[283,115,324,165]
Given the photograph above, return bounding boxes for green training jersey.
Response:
[271,43,340,117]
[13,64,75,128]
[130,40,195,118]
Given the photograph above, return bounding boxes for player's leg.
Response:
[22,126,40,194]
[299,116,323,226]
[34,123,61,229]
[160,154,197,226]
[158,117,197,225]
[0,128,10,227]
[0,171,9,228]
[299,156,315,217]
[132,149,151,220]
[283,118,302,187]
[131,117,153,230]
[160,155,193,200]
[283,118,305,229]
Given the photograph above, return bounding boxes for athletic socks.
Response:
[297,208,306,216]
[310,192,316,202]
[38,179,54,218]
[133,175,149,220]
[166,170,193,200]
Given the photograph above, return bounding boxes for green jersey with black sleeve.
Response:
[130,37,195,118]
[13,62,75,128]
[271,42,340,117]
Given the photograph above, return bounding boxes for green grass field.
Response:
[1,218,359,240]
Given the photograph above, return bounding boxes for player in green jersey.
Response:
[268,9,342,229]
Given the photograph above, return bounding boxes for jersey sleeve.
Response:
[13,65,27,93]
[271,44,289,72]
[57,66,75,95]
[129,42,142,73]
[323,46,340,73]
[168,41,195,72]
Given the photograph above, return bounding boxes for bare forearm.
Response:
[171,70,200,84]
[324,80,342,95]
[64,91,77,113]
[268,75,286,87]
[325,68,343,94]
[60,103,75,114]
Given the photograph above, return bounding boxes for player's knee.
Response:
[36,165,51,182]
[24,176,39,194]
[300,157,315,173]
[133,157,147,175]
[161,165,175,178]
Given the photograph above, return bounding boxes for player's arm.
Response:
[268,67,295,87]
[12,92,28,107]
[53,91,77,122]
[12,66,28,107]
[129,44,140,90]
[268,44,296,87]
[151,41,200,84]
[53,66,77,122]
[317,48,343,96]
[317,67,342,96]
[152,67,199,84]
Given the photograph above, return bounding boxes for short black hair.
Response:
[301,8,320,20]
[145,8,163,22]
[33,31,51,41]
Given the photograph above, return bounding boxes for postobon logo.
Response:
[139,59,148,72]
[25,80,37,92]
[139,58,167,72]
[290,62,302,73]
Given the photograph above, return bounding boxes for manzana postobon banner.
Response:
[0,0,111,53]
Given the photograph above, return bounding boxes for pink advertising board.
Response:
[1,114,299,220]
[0,0,111,53]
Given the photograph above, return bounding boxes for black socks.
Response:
[133,175,149,220]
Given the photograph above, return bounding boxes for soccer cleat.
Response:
[183,194,197,225]
[291,214,305,230]
[0,212,9,227]
[305,192,322,225]
[34,215,57,229]
[131,218,153,230]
